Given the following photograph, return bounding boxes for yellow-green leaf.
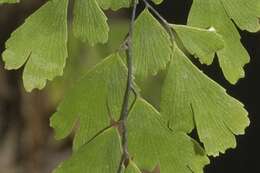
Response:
[173,24,224,65]
[133,9,172,79]
[97,0,131,10]
[161,46,250,156]
[2,0,68,91]
[220,0,260,32]
[188,0,250,84]
[128,98,209,172]
[53,128,121,173]
[73,0,109,45]
[50,54,128,151]
[125,161,142,173]
[0,0,19,4]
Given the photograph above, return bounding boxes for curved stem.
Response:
[117,1,137,173]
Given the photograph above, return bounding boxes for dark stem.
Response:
[117,1,137,173]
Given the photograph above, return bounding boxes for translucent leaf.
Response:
[53,128,122,173]
[97,0,131,10]
[2,0,68,91]
[172,24,224,65]
[220,0,260,32]
[133,9,172,78]
[73,0,109,45]
[0,0,18,4]
[150,0,164,5]
[128,98,209,172]
[97,0,164,10]
[51,54,128,151]
[188,0,250,84]
[125,162,142,173]
[161,46,250,156]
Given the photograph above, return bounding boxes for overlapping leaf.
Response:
[128,98,209,172]
[2,0,68,91]
[125,162,142,173]
[97,0,131,10]
[133,9,172,78]
[220,0,260,32]
[2,0,111,91]
[161,46,250,156]
[0,0,19,4]
[188,0,253,84]
[73,0,109,45]
[97,0,164,10]
[53,128,122,173]
[51,54,128,151]
[172,24,224,65]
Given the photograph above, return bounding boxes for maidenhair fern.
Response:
[1,0,259,172]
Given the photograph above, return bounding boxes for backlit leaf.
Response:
[125,161,142,173]
[97,0,164,10]
[172,24,224,65]
[0,0,19,4]
[73,0,109,45]
[188,0,251,84]
[2,0,68,91]
[128,98,209,172]
[97,0,131,10]
[161,46,250,156]
[133,9,172,78]
[50,54,128,151]
[220,0,260,32]
[53,128,121,173]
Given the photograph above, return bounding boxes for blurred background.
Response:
[0,0,259,173]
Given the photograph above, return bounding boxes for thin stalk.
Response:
[117,1,137,173]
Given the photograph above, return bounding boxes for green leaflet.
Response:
[73,0,109,45]
[125,162,142,173]
[161,46,250,156]
[97,0,164,10]
[50,54,128,151]
[188,0,250,84]
[2,0,68,91]
[172,24,224,65]
[220,0,260,32]
[128,98,209,172]
[133,9,172,79]
[53,128,122,173]
[97,0,131,10]
[151,0,164,5]
[0,0,19,4]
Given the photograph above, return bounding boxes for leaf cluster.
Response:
[1,0,259,172]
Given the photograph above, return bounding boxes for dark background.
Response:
[0,0,259,173]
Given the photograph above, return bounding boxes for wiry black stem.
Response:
[117,1,137,173]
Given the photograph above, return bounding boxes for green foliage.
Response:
[1,0,259,172]
[172,24,224,65]
[128,98,209,172]
[188,0,259,84]
[73,0,109,45]
[161,46,250,156]
[0,0,19,4]
[97,0,131,10]
[51,54,127,151]
[125,162,142,173]
[2,0,68,91]
[53,128,122,173]
[133,9,172,78]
